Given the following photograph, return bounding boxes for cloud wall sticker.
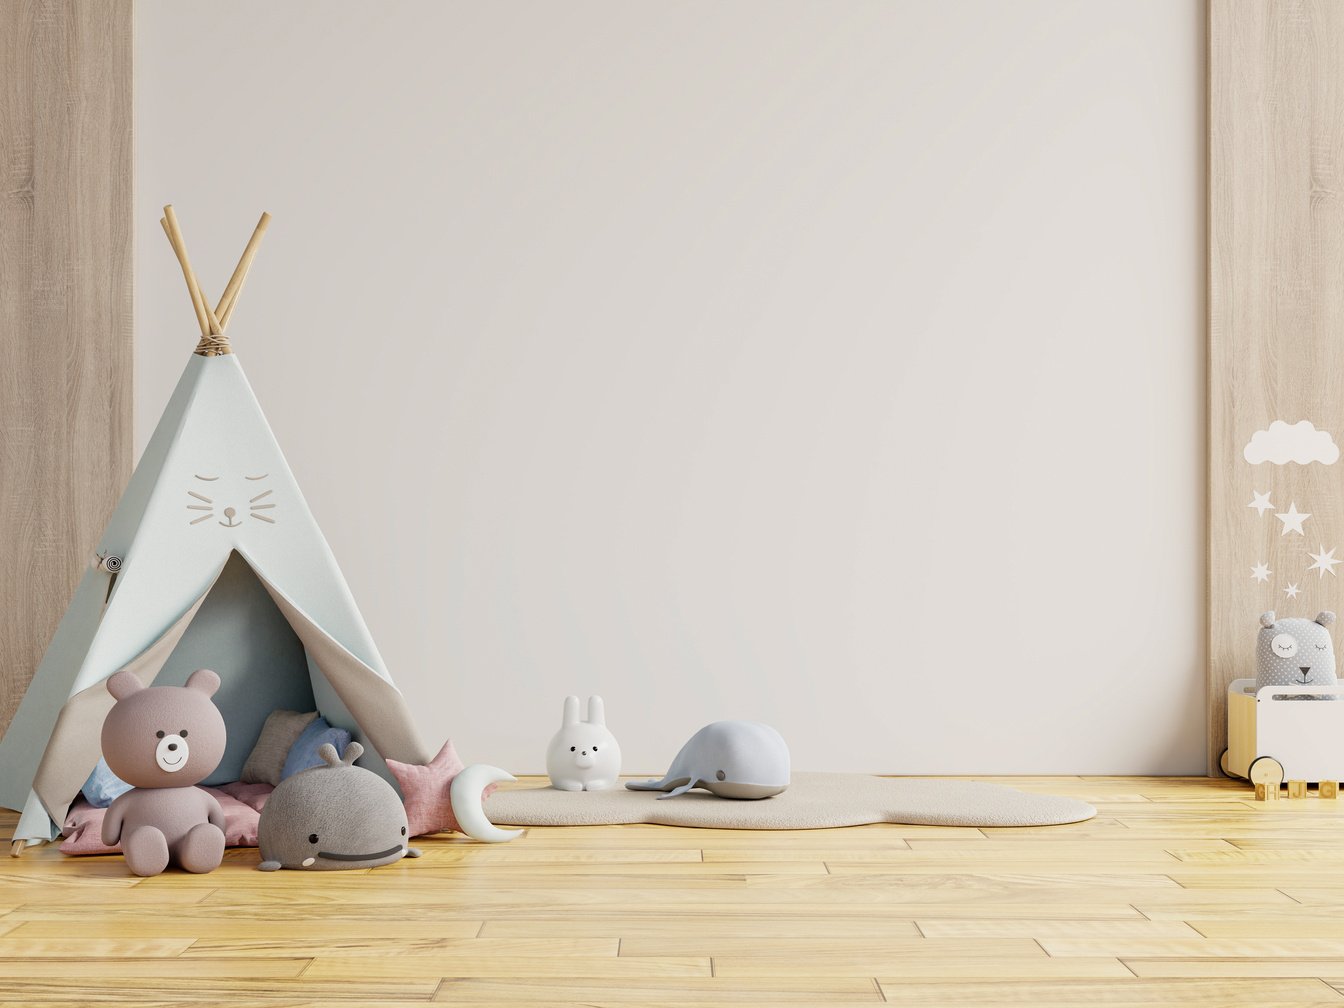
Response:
[1244,420,1340,465]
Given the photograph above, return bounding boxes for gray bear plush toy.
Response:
[1256,611,1339,700]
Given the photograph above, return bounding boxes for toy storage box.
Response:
[1225,678,1344,792]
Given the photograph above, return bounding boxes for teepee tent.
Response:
[1,208,436,851]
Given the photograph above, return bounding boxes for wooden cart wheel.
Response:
[1218,747,1232,778]
[1248,756,1285,800]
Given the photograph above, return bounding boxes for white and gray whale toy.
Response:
[627,720,790,800]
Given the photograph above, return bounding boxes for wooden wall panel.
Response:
[1209,1,1344,772]
[0,1,133,735]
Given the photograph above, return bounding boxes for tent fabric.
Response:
[31,578,214,829]
[0,352,430,846]
[258,580,434,768]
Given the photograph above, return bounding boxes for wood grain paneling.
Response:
[1209,2,1344,771]
[0,1,132,735]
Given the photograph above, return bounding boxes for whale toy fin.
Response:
[658,779,701,799]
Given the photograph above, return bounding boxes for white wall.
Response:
[136,1,1205,775]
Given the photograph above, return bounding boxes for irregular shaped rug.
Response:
[485,773,1095,829]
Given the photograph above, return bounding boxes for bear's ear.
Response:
[1260,612,1277,629]
[106,670,144,701]
[185,669,220,697]
[1317,612,1337,628]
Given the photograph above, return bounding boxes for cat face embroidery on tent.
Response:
[186,473,278,528]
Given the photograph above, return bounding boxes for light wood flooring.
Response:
[4,776,1344,1005]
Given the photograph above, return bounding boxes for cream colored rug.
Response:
[485,773,1095,830]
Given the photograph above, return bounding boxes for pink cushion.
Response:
[60,784,273,856]
[385,739,497,837]
[216,779,276,813]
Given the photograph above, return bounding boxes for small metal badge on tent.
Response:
[94,552,123,574]
[93,551,123,604]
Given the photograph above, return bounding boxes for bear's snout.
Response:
[155,733,190,773]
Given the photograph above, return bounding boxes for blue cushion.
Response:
[281,717,352,781]
[81,758,133,808]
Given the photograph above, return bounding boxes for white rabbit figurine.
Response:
[547,695,621,791]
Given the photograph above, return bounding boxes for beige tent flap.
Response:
[258,577,432,767]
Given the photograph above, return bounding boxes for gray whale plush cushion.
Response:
[487,772,1095,829]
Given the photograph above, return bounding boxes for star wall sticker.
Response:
[1276,502,1311,536]
[1285,583,1301,599]
[1248,490,1274,517]
[1308,545,1342,579]
[1251,562,1272,583]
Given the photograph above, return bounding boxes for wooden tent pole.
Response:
[162,218,225,341]
[161,214,207,336]
[161,205,271,352]
[216,212,271,327]
[161,205,213,336]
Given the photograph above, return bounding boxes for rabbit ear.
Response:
[562,696,580,727]
[588,696,606,726]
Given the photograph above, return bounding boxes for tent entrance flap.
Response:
[29,551,315,823]
[27,549,429,836]
[249,562,432,769]
[154,551,314,786]
[29,560,228,828]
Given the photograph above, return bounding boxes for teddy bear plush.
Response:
[100,668,228,876]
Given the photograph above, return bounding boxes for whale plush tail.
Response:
[627,775,699,799]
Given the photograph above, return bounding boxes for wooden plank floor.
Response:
[4,776,1344,1006]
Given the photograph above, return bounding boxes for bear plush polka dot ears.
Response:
[1256,611,1339,701]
